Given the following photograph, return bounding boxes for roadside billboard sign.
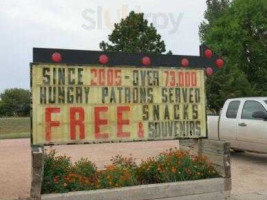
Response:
[31,64,206,145]
[31,46,223,145]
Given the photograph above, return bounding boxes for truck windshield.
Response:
[265,100,267,105]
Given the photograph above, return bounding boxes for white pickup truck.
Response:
[208,97,267,153]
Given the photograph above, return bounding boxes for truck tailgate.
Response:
[207,115,220,140]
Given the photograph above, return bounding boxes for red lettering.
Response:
[137,122,144,138]
[94,107,108,139]
[90,69,97,86]
[185,72,190,86]
[107,69,113,85]
[99,69,105,85]
[191,72,197,86]
[45,107,60,141]
[179,72,184,87]
[170,71,175,86]
[70,107,85,140]
[117,106,130,137]
[115,69,121,86]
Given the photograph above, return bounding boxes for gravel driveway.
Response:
[1,139,267,199]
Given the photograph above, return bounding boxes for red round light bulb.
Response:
[181,58,189,67]
[216,58,224,69]
[204,49,213,59]
[206,67,214,76]
[51,52,62,63]
[99,54,109,64]
[142,56,151,66]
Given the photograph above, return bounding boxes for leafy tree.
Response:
[206,61,255,113]
[200,0,267,113]
[100,11,171,54]
[0,88,31,117]
[199,0,230,43]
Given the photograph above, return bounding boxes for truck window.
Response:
[241,100,267,120]
[226,101,240,118]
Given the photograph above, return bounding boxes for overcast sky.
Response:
[0,0,207,93]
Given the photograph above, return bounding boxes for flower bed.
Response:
[41,148,219,194]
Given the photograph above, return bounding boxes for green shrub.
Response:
[96,155,138,189]
[42,151,98,193]
[74,158,97,177]
[98,165,138,189]
[111,154,137,170]
[42,148,219,194]
[137,148,219,184]
[42,150,72,193]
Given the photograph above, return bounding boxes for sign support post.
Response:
[30,146,44,200]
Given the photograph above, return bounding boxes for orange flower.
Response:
[171,167,176,173]
[124,172,130,180]
[106,165,115,171]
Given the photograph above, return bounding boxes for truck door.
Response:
[220,100,241,145]
[237,100,267,152]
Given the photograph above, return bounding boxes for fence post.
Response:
[31,146,44,200]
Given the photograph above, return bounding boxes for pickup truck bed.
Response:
[207,115,219,140]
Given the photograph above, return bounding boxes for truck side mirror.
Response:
[252,111,267,121]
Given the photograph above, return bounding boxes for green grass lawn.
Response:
[0,132,30,139]
[0,117,30,139]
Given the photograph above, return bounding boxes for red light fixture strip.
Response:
[36,44,224,77]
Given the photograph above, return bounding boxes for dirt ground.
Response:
[1,139,267,200]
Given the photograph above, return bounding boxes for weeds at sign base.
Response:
[42,148,219,194]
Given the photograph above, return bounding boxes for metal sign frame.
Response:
[33,45,221,71]
[30,44,223,146]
